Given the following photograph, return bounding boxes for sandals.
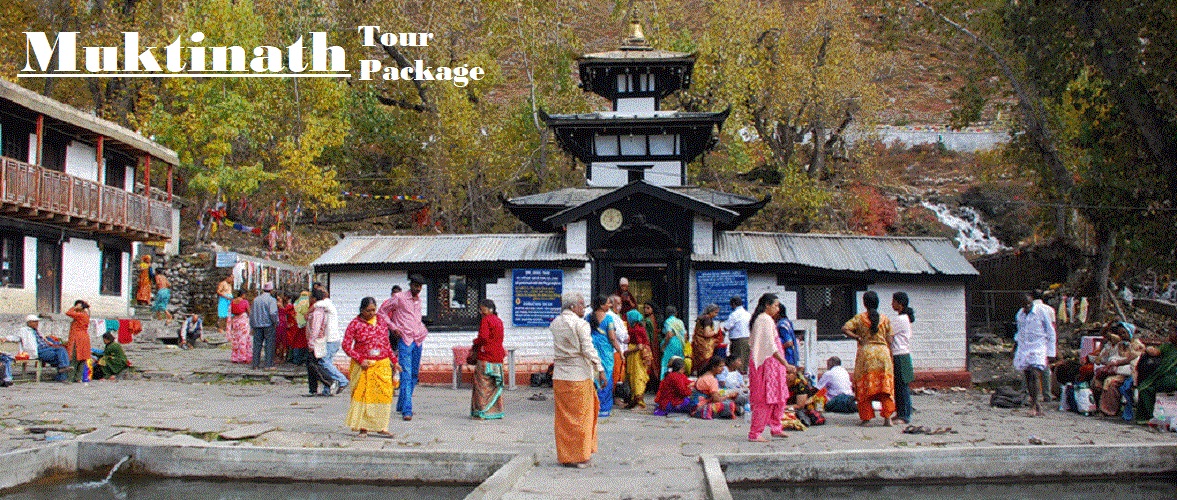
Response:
[902,425,955,435]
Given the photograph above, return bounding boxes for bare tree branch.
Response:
[375,94,432,113]
[913,0,1072,196]
[380,44,434,113]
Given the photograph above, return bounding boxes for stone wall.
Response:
[155,252,231,324]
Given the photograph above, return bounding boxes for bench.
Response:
[1,341,44,382]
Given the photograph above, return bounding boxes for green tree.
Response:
[910,0,1177,308]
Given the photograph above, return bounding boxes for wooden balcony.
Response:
[0,155,171,241]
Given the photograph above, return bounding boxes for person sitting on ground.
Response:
[179,313,203,349]
[817,356,856,413]
[718,356,749,406]
[787,364,818,410]
[1134,327,1177,424]
[692,356,741,419]
[653,357,696,416]
[1090,323,1141,417]
[93,333,129,380]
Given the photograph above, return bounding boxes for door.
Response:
[594,254,687,323]
[611,264,666,312]
[36,239,61,313]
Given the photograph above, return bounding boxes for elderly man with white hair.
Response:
[550,292,606,468]
[4,315,70,382]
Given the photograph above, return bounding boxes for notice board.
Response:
[512,269,563,327]
[695,270,747,322]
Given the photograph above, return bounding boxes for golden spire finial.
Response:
[628,17,645,42]
[622,12,651,49]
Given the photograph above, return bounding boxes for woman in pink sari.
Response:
[228,290,253,364]
[747,293,791,441]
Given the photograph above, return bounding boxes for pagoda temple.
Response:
[540,20,728,187]
[313,21,977,387]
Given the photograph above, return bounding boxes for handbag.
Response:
[614,381,632,402]
[466,347,479,366]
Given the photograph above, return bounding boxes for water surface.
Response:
[731,476,1176,500]
[1,475,473,500]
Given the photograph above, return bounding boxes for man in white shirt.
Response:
[817,356,856,413]
[1013,290,1056,417]
[722,296,751,372]
[550,292,606,469]
[607,295,628,345]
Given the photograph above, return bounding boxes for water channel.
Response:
[1,475,473,500]
[731,475,1177,500]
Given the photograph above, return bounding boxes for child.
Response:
[719,356,749,405]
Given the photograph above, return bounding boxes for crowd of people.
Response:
[1022,286,1177,426]
[549,283,929,465]
[8,265,1173,466]
[1,301,132,385]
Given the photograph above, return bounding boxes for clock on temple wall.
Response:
[600,208,623,231]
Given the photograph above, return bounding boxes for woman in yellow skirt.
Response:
[341,297,399,437]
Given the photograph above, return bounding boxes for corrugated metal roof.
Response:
[695,232,978,276]
[312,234,586,268]
[509,187,759,207]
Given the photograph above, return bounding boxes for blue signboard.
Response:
[696,270,747,322]
[215,252,238,268]
[512,269,563,327]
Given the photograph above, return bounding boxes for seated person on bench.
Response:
[4,315,70,382]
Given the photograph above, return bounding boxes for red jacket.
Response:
[472,314,506,363]
[655,371,692,408]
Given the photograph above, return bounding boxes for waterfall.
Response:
[920,202,1007,254]
[68,455,130,490]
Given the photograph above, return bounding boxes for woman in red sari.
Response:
[623,309,652,409]
[747,293,790,441]
[228,290,252,364]
[470,299,506,420]
[283,292,308,365]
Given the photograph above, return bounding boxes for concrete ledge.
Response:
[464,452,537,500]
[0,442,77,490]
[718,443,1177,483]
[700,455,733,500]
[78,442,516,484]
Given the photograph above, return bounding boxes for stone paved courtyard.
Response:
[2,341,1174,498]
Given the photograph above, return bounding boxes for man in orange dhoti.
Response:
[549,292,606,468]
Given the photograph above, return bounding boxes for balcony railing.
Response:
[0,155,171,240]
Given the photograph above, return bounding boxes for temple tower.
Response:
[542,19,729,187]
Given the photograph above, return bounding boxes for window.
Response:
[795,285,856,340]
[41,129,68,171]
[100,247,122,296]
[615,73,655,93]
[104,152,130,188]
[0,234,23,287]
[1,116,32,162]
[424,273,491,330]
